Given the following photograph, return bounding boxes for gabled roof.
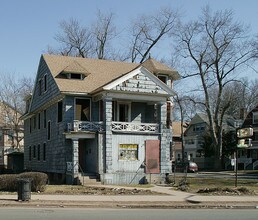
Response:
[189,113,209,125]
[42,54,179,94]
[142,58,180,79]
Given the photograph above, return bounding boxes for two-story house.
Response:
[240,105,258,169]
[0,101,24,172]
[22,54,180,185]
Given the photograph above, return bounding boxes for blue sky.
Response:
[0,0,257,80]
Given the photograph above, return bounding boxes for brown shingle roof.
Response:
[43,54,179,94]
[142,58,180,80]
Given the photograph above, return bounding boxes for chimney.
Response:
[240,108,247,120]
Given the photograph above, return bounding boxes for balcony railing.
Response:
[67,121,159,133]
[111,121,159,133]
[67,120,104,132]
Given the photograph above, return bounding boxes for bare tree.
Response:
[0,74,34,149]
[174,6,257,168]
[129,7,180,63]
[92,10,117,59]
[50,18,93,58]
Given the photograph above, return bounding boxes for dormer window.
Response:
[158,75,167,84]
[69,73,84,80]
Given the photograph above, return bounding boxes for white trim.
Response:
[103,66,176,96]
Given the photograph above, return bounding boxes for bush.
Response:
[0,172,48,192]
[19,172,48,192]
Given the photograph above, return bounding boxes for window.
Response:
[29,146,31,161]
[33,116,36,129]
[43,143,46,161]
[157,75,167,84]
[44,110,47,128]
[75,98,91,121]
[37,144,40,161]
[38,113,41,129]
[47,121,51,140]
[33,145,36,158]
[38,79,42,96]
[70,73,82,79]
[118,102,131,122]
[29,118,32,133]
[253,112,258,124]
[58,101,63,122]
[119,144,138,160]
[44,74,47,92]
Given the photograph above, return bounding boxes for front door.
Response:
[79,139,98,174]
[145,140,160,174]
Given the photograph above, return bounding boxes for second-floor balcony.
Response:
[67,120,159,134]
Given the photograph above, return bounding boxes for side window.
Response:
[38,79,42,96]
[47,121,51,140]
[44,74,47,92]
[58,101,63,123]
[43,143,46,161]
[44,110,47,128]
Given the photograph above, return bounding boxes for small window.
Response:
[119,144,138,160]
[38,113,41,129]
[37,144,40,161]
[43,143,46,161]
[70,73,82,79]
[47,121,51,140]
[38,79,42,96]
[58,101,63,123]
[33,145,36,158]
[29,118,32,133]
[158,75,167,84]
[44,110,47,128]
[29,146,32,161]
[33,116,36,129]
[44,74,47,92]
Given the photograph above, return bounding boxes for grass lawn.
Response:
[170,176,258,194]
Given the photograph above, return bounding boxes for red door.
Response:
[145,140,160,174]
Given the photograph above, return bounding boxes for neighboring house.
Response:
[171,121,187,162]
[184,113,242,170]
[240,105,258,169]
[184,113,208,160]
[22,54,180,185]
[0,101,24,172]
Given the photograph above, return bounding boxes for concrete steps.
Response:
[78,173,101,185]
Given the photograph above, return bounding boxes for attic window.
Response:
[67,73,85,80]
[157,75,167,84]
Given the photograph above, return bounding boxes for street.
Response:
[0,208,258,220]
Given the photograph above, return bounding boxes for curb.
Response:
[0,200,258,209]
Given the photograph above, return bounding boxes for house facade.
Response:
[0,101,24,172]
[240,105,258,169]
[23,54,180,184]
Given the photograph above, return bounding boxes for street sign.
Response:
[237,127,253,138]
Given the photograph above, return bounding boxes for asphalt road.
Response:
[0,208,258,220]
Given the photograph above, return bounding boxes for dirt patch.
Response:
[197,187,255,196]
[42,185,163,195]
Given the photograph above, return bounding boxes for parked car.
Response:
[172,161,198,173]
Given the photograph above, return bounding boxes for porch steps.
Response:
[78,173,101,185]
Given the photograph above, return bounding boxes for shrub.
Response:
[0,172,48,192]
[0,174,18,191]
[19,172,48,192]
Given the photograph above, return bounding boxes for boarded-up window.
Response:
[119,144,138,160]
[145,140,160,174]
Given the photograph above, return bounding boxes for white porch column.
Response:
[103,98,113,173]
[72,138,79,184]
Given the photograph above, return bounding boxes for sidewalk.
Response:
[0,185,258,209]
